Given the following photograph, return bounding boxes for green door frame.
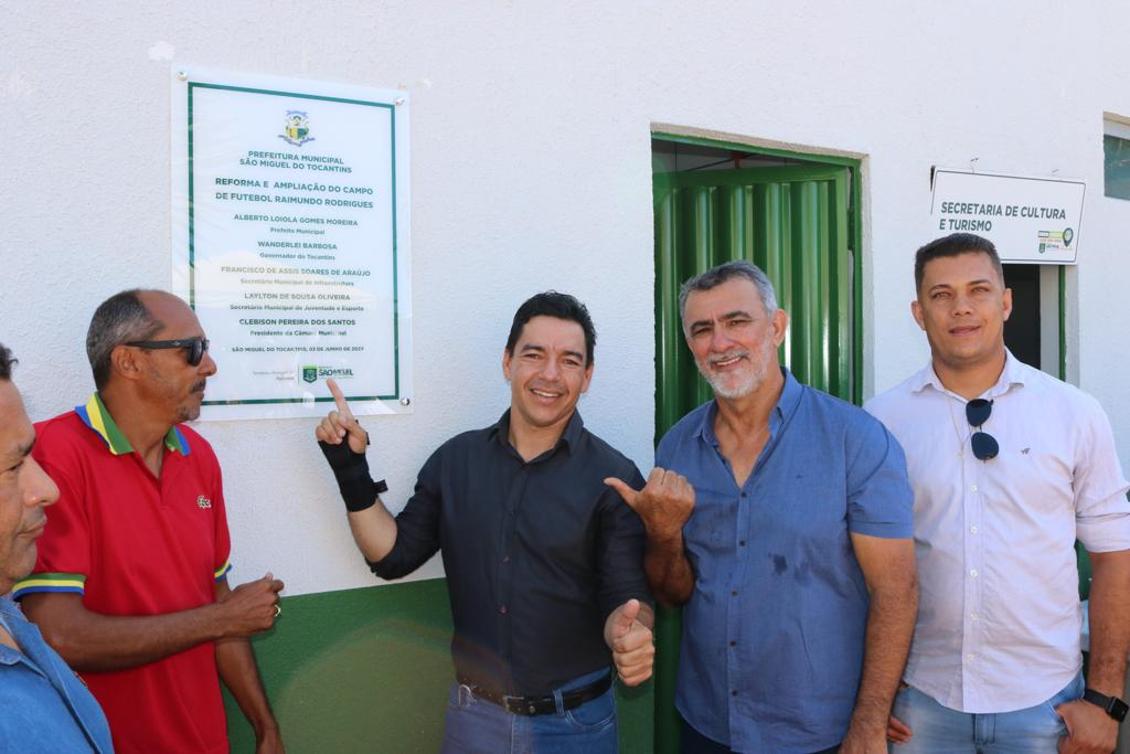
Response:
[653,132,866,405]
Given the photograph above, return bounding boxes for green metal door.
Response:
[651,163,856,752]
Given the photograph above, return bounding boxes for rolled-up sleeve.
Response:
[1074,398,1130,553]
[368,449,444,580]
[596,462,652,619]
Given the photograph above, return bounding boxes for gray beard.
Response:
[697,360,767,400]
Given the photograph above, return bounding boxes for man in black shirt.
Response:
[316,292,654,753]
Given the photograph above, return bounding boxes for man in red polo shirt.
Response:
[13,289,286,754]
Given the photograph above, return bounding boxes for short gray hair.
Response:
[678,260,779,322]
[87,290,163,390]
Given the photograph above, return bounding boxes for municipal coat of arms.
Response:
[280,110,315,146]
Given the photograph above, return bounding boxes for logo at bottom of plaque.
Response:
[301,365,355,384]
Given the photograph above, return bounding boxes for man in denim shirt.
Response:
[608,262,917,754]
[0,343,114,753]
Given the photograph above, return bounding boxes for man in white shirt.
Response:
[866,232,1130,754]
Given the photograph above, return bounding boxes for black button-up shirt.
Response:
[371,409,650,695]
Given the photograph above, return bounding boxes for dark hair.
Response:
[678,260,778,321]
[914,233,1004,293]
[0,343,15,381]
[87,290,164,390]
[505,292,597,365]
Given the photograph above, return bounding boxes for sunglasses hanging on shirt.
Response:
[965,398,999,461]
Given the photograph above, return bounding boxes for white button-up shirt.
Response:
[866,352,1130,712]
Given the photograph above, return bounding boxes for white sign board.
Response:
[930,169,1085,264]
[171,67,412,420]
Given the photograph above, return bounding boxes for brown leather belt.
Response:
[458,673,612,716]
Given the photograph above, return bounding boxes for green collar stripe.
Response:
[76,394,191,456]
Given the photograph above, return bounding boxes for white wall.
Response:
[3,0,1129,596]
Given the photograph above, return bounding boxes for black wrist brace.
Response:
[318,438,388,512]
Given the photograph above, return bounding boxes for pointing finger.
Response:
[327,379,352,418]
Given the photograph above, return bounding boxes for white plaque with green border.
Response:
[171,66,411,420]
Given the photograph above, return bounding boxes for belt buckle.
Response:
[503,694,540,716]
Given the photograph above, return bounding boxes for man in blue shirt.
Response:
[0,343,114,753]
[607,261,917,753]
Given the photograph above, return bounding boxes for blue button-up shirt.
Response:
[658,370,913,753]
[0,596,114,753]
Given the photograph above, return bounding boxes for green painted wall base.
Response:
[224,578,654,753]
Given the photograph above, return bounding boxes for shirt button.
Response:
[971,484,978,492]
[729,640,737,647]
[738,540,746,547]
[499,605,508,615]
[967,653,976,661]
[970,612,979,621]
[970,525,978,534]
[502,555,511,564]
[740,492,747,498]
[969,569,978,578]
[731,690,738,697]
[731,590,738,597]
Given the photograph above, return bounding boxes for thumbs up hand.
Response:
[604,598,655,687]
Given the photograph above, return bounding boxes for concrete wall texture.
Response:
[4,2,1130,752]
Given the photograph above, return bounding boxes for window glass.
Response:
[1104,118,1130,200]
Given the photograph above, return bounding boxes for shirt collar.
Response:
[0,604,13,665]
[695,367,801,446]
[995,349,1030,393]
[0,597,15,623]
[911,349,1028,399]
[491,408,585,454]
[75,393,191,457]
[0,597,19,634]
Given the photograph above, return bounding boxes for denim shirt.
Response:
[658,370,913,753]
[0,596,114,753]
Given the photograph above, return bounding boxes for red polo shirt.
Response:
[14,394,233,754]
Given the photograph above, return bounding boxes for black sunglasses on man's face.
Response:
[125,337,210,367]
[965,398,999,461]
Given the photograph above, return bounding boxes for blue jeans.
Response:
[889,672,1084,753]
[441,668,617,754]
